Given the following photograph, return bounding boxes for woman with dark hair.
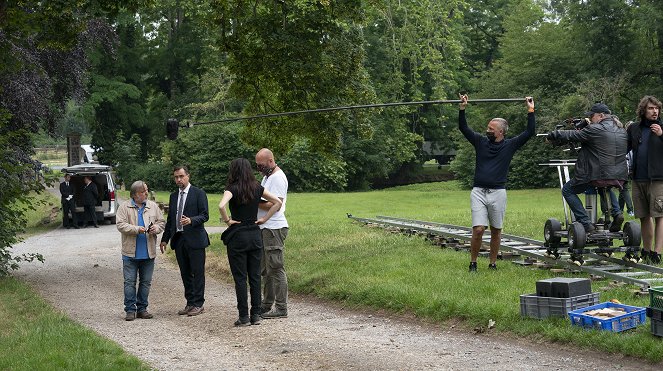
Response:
[219,158,282,326]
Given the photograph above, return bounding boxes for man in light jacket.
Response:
[116,181,166,321]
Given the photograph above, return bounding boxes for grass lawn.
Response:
[19,191,63,237]
[205,181,663,363]
[0,276,149,370]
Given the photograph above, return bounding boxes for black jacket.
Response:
[82,182,98,206]
[161,185,210,249]
[60,181,74,203]
[627,120,663,180]
[551,117,627,183]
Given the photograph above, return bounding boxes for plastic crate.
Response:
[568,302,646,332]
[652,318,663,338]
[646,306,663,322]
[649,286,663,311]
[520,292,600,319]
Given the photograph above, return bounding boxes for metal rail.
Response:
[348,214,663,289]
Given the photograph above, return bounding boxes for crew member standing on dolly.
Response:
[459,94,536,272]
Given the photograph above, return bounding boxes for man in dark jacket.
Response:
[547,103,628,234]
[59,173,78,229]
[627,96,663,264]
[82,176,99,228]
[160,166,210,316]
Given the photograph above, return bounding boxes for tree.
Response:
[0,0,146,275]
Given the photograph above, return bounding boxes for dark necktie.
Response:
[176,191,184,230]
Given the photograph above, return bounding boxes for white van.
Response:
[61,164,120,224]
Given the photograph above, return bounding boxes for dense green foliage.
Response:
[5,1,663,271]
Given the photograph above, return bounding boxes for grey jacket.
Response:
[551,117,628,183]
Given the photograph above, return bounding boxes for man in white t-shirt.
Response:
[256,148,289,318]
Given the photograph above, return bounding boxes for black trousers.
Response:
[83,204,97,226]
[227,242,262,318]
[62,199,77,227]
[173,234,206,308]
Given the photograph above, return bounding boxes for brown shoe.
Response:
[187,306,205,316]
[125,312,136,321]
[137,311,153,319]
[178,305,193,315]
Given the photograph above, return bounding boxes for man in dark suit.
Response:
[82,176,99,228]
[59,174,79,229]
[160,166,210,316]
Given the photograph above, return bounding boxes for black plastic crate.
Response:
[651,318,663,337]
[646,307,663,321]
[536,278,591,298]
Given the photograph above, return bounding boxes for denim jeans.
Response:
[562,179,621,227]
[123,258,155,313]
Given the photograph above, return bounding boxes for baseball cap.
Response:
[584,103,611,117]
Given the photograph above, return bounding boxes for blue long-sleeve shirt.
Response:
[459,110,536,189]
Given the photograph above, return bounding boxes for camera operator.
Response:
[627,96,663,264]
[546,103,628,234]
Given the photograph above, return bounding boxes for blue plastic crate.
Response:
[568,302,646,332]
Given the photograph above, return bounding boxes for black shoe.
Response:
[609,214,624,232]
[641,249,652,264]
[250,314,262,325]
[234,316,250,326]
[488,263,497,270]
[583,223,595,233]
[469,262,477,273]
[651,251,661,265]
[94,225,99,228]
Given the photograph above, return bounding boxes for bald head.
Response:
[256,148,277,176]
[256,148,274,162]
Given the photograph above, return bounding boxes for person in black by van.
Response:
[219,158,282,326]
[60,173,79,229]
[82,176,99,228]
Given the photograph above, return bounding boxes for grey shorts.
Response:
[632,181,663,218]
[470,187,507,229]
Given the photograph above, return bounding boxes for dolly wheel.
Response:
[623,221,642,248]
[568,222,586,250]
[544,218,562,245]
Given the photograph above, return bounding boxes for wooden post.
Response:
[67,133,81,166]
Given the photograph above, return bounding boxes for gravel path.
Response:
[13,225,658,370]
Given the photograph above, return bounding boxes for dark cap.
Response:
[585,103,611,117]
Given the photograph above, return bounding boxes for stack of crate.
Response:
[647,286,663,337]
[520,278,599,319]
